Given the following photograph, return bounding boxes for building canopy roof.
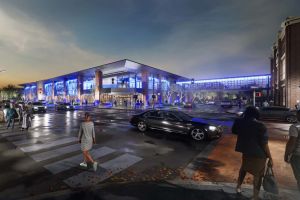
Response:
[20,59,189,86]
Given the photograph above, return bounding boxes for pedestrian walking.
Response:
[6,104,18,129]
[21,106,32,131]
[284,110,300,191]
[78,112,98,171]
[232,106,273,200]
[262,100,269,107]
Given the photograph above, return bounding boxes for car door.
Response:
[272,107,287,119]
[259,107,271,119]
[163,112,187,134]
[145,110,165,130]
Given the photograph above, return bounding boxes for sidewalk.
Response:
[180,133,300,200]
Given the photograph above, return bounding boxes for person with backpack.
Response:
[6,104,18,129]
[285,110,300,191]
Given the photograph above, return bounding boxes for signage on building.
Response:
[255,92,262,97]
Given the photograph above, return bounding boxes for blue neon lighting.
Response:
[55,81,64,96]
[83,79,94,90]
[66,79,77,96]
[177,75,270,85]
[44,83,53,96]
[176,75,271,90]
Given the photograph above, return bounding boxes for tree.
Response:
[1,84,21,100]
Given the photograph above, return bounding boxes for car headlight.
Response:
[66,106,70,109]
[237,112,243,116]
[44,106,47,109]
[34,106,38,110]
[208,126,217,131]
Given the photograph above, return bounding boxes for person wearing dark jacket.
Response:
[232,106,273,200]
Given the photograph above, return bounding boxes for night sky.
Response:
[0,0,299,87]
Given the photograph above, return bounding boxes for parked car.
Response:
[237,106,297,123]
[220,100,233,108]
[259,106,297,123]
[130,110,222,141]
[206,101,215,105]
[55,103,74,111]
[183,102,194,108]
[32,102,47,113]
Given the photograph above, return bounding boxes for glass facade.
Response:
[44,83,53,96]
[178,75,271,90]
[54,81,64,96]
[102,73,142,89]
[83,79,95,91]
[148,76,159,90]
[66,79,77,96]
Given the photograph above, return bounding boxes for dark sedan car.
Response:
[55,103,74,111]
[130,110,222,141]
[236,106,297,123]
[259,106,297,123]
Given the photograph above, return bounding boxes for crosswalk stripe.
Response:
[64,153,142,188]
[19,137,78,153]
[11,136,59,146]
[31,144,81,162]
[44,146,115,174]
[6,135,28,142]
[0,131,25,138]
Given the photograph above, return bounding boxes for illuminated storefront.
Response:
[177,75,271,103]
[21,59,187,106]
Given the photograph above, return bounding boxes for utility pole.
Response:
[251,86,258,107]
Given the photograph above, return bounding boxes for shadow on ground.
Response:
[43,181,250,200]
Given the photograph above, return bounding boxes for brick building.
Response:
[271,17,300,108]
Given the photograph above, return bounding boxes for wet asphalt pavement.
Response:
[0,108,231,200]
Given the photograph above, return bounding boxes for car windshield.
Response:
[64,103,71,105]
[172,111,193,121]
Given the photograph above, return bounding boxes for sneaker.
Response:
[80,162,87,168]
[93,162,98,171]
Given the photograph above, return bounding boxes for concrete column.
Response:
[77,75,83,103]
[52,81,55,103]
[141,71,149,106]
[37,81,44,101]
[158,74,162,104]
[64,79,68,102]
[95,71,103,101]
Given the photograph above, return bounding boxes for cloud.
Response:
[133,0,295,79]
[0,8,111,87]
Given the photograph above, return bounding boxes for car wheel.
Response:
[137,121,147,132]
[190,128,206,141]
[286,115,297,123]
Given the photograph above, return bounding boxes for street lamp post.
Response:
[251,86,259,106]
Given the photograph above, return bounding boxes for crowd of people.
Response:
[1,102,32,131]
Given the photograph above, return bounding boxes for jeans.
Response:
[291,155,300,191]
[6,118,15,129]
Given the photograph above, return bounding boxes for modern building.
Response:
[271,17,300,108]
[21,59,271,106]
[177,75,271,104]
[21,59,188,106]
